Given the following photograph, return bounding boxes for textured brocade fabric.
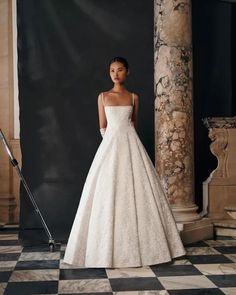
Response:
[63,106,186,268]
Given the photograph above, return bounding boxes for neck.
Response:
[112,83,126,93]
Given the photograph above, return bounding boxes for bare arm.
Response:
[131,94,139,130]
[97,93,107,136]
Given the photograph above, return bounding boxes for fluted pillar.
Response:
[154,0,200,222]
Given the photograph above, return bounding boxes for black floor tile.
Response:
[4,281,58,295]
[185,255,233,264]
[185,241,209,247]
[22,244,61,252]
[15,259,60,270]
[168,288,225,295]
[109,277,164,291]
[60,251,65,259]
[173,256,190,262]
[215,236,235,240]
[0,253,20,261]
[59,268,108,280]
[151,265,202,276]
[0,271,11,282]
[207,274,236,287]
[213,246,236,254]
[0,240,20,246]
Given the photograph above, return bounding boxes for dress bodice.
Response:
[105,106,134,129]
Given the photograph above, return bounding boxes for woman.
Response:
[63,56,186,268]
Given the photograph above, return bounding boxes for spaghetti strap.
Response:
[101,92,104,106]
[132,93,134,106]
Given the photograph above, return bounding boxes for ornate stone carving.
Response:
[203,117,236,220]
[208,128,228,178]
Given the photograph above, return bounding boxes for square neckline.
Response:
[104,105,133,108]
[102,92,134,108]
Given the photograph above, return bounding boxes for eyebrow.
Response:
[110,67,124,70]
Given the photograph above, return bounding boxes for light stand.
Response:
[0,129,55,251]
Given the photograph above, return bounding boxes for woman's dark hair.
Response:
[109,56,129,70]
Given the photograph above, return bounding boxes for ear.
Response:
[127,69,130,75]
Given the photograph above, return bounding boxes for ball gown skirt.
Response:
[63,100,186,268]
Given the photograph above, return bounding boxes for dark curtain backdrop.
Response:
[17,0,154,244]
[17,0,236,244]
[192,0,236,211]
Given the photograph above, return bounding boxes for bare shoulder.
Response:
[103,90,113,97]
[97,91,104,103]
[132,92,139,101]
[98,91,111,99]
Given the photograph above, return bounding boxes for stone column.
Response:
[154,0,200,222]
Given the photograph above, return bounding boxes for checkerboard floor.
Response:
[1,227,236,295]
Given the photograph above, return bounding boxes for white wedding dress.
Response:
[63,92,186,268]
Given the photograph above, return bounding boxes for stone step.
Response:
[224,206,236,219]
[215,227,236,237]
[213,219,236,228]
[0,223,19,229]
[213,219,236,237]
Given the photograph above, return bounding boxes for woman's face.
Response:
[109,61,129,84]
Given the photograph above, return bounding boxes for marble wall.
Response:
[0,0,20,224]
